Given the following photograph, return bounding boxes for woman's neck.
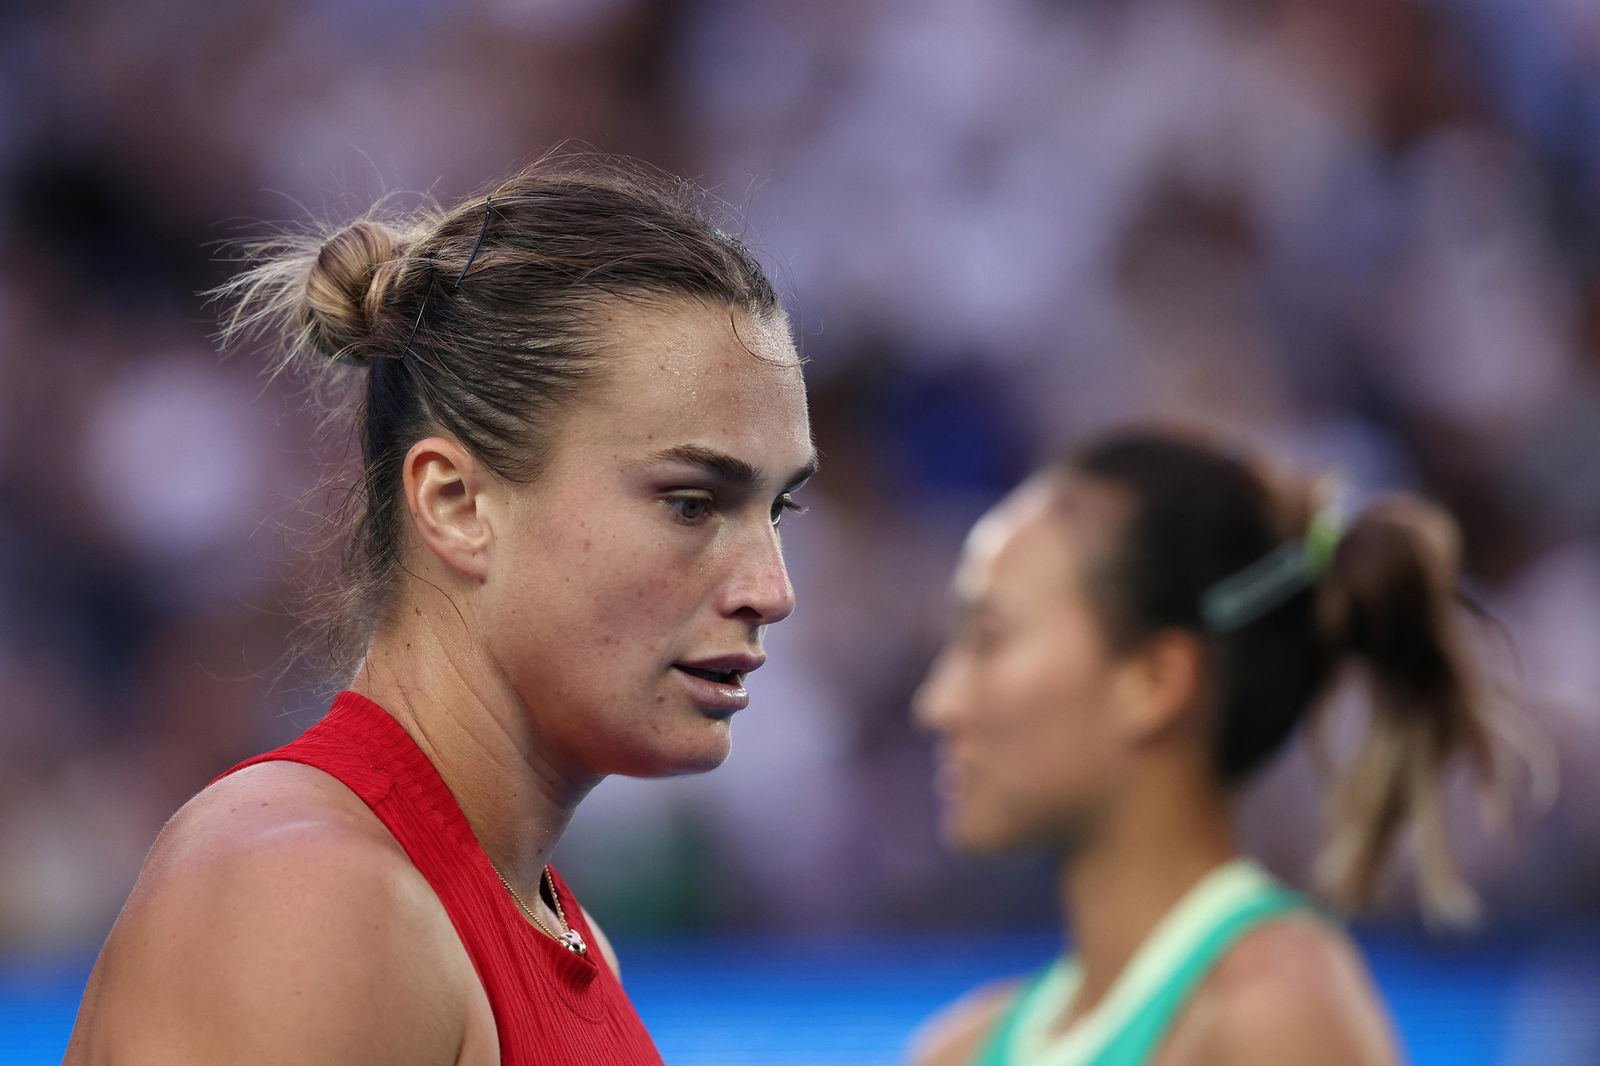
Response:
[1057,760,1238,1025]
[350,614,599,899]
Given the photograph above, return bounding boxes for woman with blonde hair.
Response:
[912,427,1505,1066]
[65,156,817,1065]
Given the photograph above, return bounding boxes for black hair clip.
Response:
[396,278,432,363]
[454,195,495,290]
[389,195,495,363]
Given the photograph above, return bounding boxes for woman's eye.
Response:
[771,494,807,526]
[667,495,715,523]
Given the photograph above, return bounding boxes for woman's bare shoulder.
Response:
[154,760,396,861]
[1176,916,1400,1066]
[66,762,476,1066]
[906,977,1023,1066]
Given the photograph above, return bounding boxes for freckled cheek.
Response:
[575,565,706,671]
[588,571,683,618]
[531,505,716,670]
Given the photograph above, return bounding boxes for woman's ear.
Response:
[1110,628,1208,744]
[402,436,491,581]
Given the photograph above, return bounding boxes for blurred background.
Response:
[2,0,1599,1062]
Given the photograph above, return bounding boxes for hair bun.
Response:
[301,220,408,363]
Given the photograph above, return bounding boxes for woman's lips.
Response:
[672,664,750,718]
[934,761,965,799]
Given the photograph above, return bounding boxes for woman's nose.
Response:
[912,652,960,733]
[721,521,796,627]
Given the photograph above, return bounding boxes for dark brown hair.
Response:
[1056,428,1506,925]
[215,154,785,672]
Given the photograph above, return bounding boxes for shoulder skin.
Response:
[64,762,491,1066]
[1171,916,1401,1066]
[907,978,1022,1066]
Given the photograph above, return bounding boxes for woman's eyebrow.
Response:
[647,444,819,491]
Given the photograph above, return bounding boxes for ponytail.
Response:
[1313,495,1502,927]
[1064,429,1520,928]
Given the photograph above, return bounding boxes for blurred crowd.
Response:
[2,0,1599,954]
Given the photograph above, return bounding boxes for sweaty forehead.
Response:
[574,296,809,456]
[599,296,796,371]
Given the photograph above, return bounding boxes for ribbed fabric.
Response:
[216,691,663,1065]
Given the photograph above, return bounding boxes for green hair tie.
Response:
[1302,509,1344,580]
[1200,507,1344,633]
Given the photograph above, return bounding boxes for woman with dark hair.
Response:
[911,428,1505,1066]
[64,156,817,1065]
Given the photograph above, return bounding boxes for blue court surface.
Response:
[5,927,1597,1065]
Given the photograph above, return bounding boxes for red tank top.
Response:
[216,691,664,1065]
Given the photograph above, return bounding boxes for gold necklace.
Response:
[494,865,588,956]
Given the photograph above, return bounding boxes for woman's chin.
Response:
[617,724,732,778]
[945,800,1058,857]
[942,810,1010,856]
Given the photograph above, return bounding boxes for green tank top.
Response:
[975,859,1318,1066]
